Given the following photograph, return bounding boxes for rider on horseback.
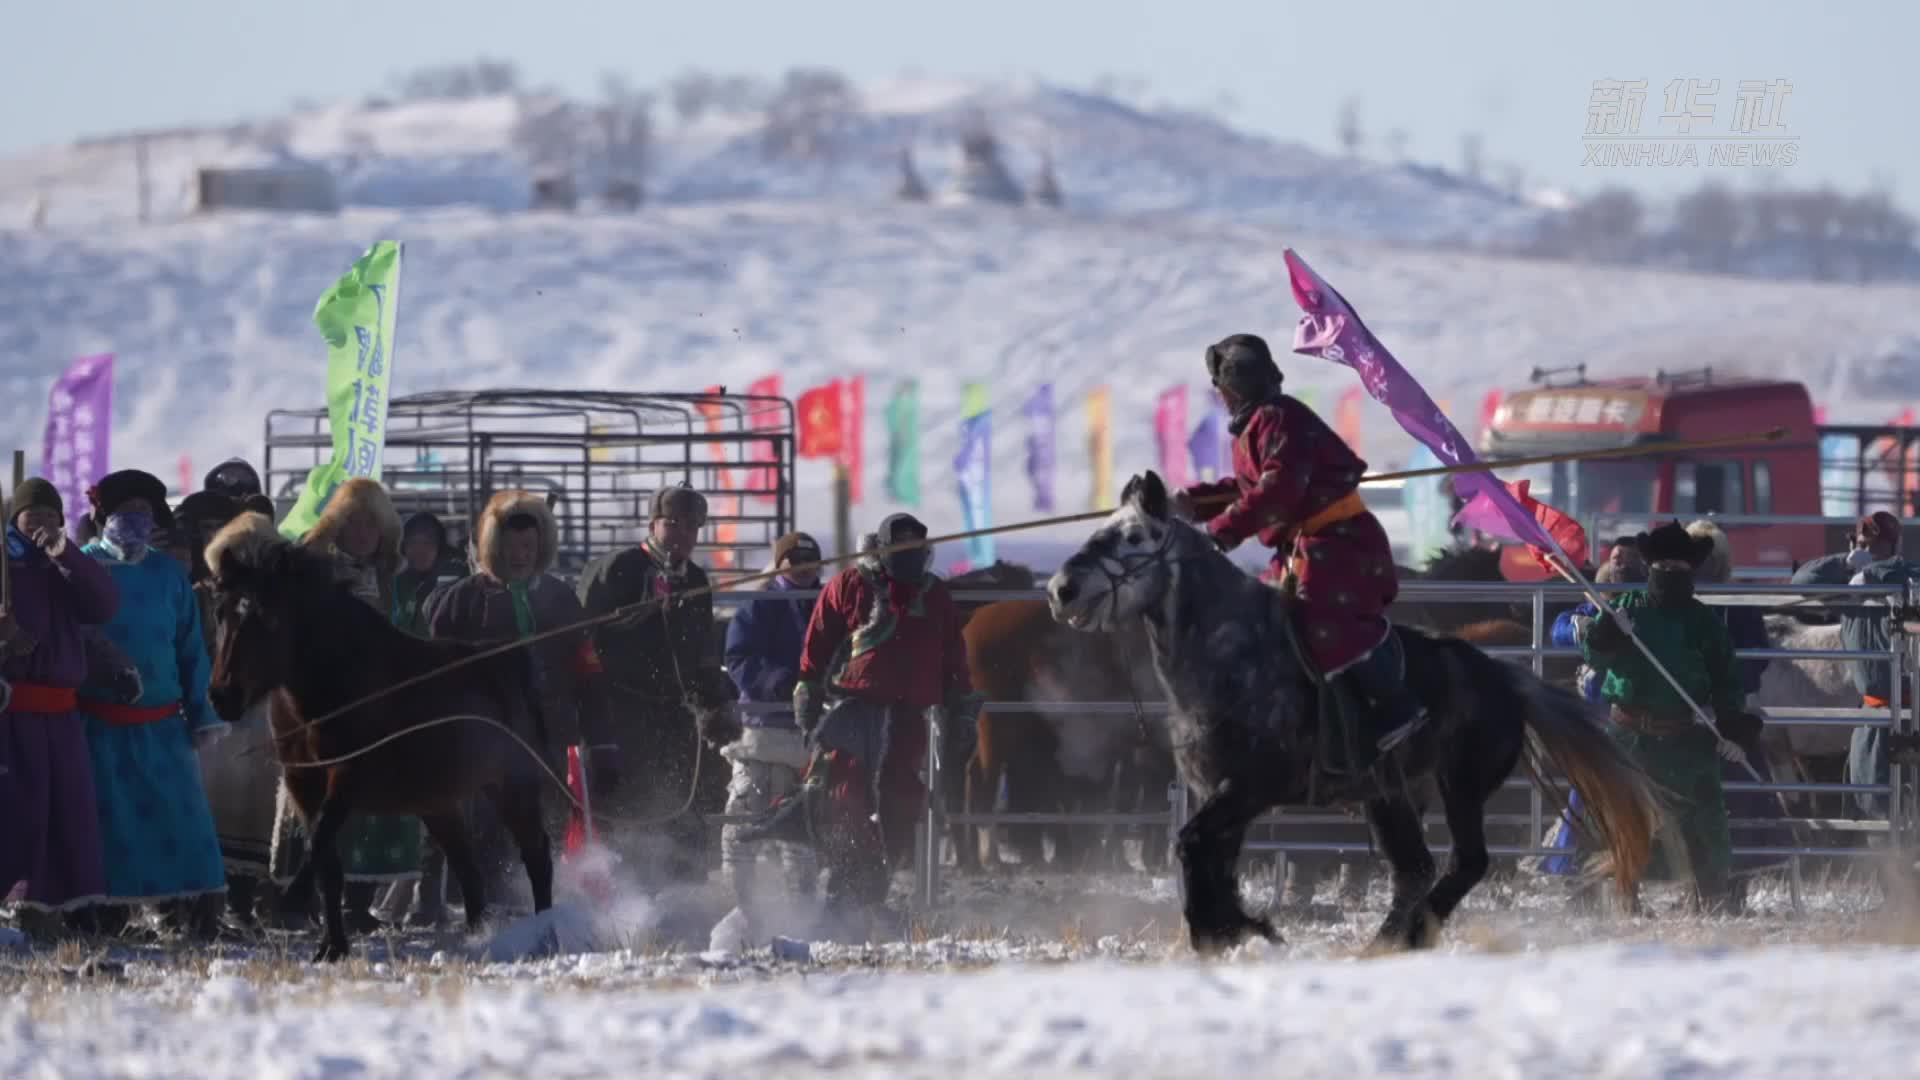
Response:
[1172,333,1423,783]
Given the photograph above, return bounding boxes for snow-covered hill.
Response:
[0,77,1543,247]
[4,200,1920,561]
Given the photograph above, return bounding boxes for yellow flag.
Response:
[1087,386,1112,509]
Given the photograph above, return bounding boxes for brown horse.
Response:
[204,513,555,962]
[961,598,1172,874]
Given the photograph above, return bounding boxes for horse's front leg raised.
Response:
[303,790,354,963]
[1177,780,1280,955]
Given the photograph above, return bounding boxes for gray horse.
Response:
[1044,470,1665,954]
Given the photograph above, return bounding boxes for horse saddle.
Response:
[1305,627,1410,806]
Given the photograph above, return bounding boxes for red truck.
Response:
[1476,366,1919,577]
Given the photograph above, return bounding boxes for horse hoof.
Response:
[311,941,350,964]
[1402,910,1442,950]
[1246,914,1283,944]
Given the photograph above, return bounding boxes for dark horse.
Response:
[1044,471,1663,954]
[204,513,555,962]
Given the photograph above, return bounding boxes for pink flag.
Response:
[1154,386,1190,489]
[1284,251,1565,562]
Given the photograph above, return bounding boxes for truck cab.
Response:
[1479,367,1823,575]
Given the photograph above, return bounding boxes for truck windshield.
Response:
[1493,459,1655,517]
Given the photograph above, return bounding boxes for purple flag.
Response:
[1023,383,1055,512]
[1187,403,1229,482]
[1283,251,1559,558]
[39,354,114,537]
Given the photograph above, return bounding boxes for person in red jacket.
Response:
[1174,333,1421,783]
[739,512,982,930]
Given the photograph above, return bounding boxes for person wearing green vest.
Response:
[1578,520,1762,913]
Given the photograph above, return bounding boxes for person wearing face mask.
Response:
[78,469,229,938]
[713,532,826,945]
[740,513,983,936]
[0,476,121,933]
[576,481,740,882]
[1170,333,1412,795]
[267,477,421,932]
[1581,520,1761,913]
[1791,511,1918,822]
[421,491,617,922]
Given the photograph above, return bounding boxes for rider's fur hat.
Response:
[1632,520,1714,568]
[1205,333,1283,401]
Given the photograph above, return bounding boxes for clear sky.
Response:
[7,0,1914,208]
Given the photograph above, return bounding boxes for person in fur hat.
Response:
[421,490,617,920]
[714,531,825,943]
[1581,519,1759,912]
[77,469,228,937]
[740,512,983,936]
[1171,333,1414,793]
[267,477,422,931]
[575,481,740,882]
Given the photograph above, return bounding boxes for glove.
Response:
[589,745,622,797]
[1586,609,1631,653]
[193,723,230,750]
[1569,614,1595,643]
[792,679,825,739]
[1714,709,1764,748]
[112,665,144,706]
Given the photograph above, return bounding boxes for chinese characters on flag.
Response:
[39,354,114,538]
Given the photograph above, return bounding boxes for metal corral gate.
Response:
[713,579,1914,909]
[263,389,796,576]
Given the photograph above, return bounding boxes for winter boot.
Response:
[1329,643,1427,779]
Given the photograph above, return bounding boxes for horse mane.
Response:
[1415,543,1505,582]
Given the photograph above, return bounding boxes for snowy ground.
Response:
[7,862,1920,1079]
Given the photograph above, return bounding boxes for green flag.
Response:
[885,379,920,506]
[279,241,404,539]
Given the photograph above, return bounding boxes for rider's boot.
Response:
[1331,645,1428,778]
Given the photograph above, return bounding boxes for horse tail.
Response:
[1489,656,1666,900]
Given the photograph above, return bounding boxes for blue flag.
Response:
[955,384,994,567]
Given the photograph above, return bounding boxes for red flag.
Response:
[564,745,591,855]
[746,375,781,505]
[1485,478,1588,581]
[797,380,844,458]
[700,385,740,569]
[840,376,865,503]
[1335,385,1364,455]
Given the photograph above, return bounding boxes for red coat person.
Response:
[1175,334,1423,775]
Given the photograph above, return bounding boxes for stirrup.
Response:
[1375,710,1428,753]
